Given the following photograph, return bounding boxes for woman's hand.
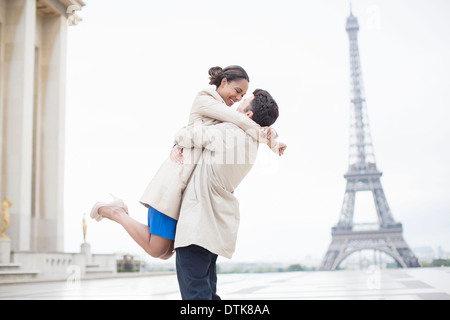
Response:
[170,145,184,165]
[260,127,277,147]
[277,142,287,156]
[261,127,284,154]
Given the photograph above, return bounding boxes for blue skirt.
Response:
[147,206,177,240]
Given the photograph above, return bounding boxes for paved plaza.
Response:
[1,267,449,300]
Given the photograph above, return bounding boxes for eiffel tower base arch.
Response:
[320,226,421,270]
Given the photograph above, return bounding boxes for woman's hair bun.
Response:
[208,66,223,86]
[208,65,249,87]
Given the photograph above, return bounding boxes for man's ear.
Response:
[245,110,254,119]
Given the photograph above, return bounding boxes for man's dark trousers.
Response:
[176,245,221,300]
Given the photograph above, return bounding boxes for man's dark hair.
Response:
[246,89,279,127]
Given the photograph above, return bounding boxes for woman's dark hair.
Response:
[247,89,279,127]
[208,65,250,87]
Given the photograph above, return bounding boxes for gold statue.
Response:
[1,197,12,239]
[83,213,87,244]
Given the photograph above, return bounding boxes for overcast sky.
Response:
[64,0,450,265]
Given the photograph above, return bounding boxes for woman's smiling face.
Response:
[216,78,249,107]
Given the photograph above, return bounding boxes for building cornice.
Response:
[36,0,86,26]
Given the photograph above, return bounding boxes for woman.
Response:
[90,65,286,259]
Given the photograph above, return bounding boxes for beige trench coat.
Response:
[139,88,262,220]
[173,122,258,258]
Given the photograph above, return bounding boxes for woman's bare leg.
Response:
[98,206,173,258]
[160,241,175,260]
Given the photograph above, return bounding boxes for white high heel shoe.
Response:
[90,193,129,221]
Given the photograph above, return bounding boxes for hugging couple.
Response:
[90,65,286,300]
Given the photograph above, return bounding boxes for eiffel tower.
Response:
[320,10,420,270]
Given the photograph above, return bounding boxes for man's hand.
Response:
[170,145,183,165]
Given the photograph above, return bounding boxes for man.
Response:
[173,89,283,300]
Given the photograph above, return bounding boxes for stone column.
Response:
[32,13,67,252]
[0,5,5,200]
[2,0,36,251]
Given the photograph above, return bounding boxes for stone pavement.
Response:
[0,267,449,300]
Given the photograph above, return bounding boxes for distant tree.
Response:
[431,259,450,267]
[285,264,304,272]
